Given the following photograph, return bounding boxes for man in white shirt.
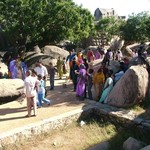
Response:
[23,70,40,117]
[34,60,48,85]
[34,60,48,96]
[34,60,48,78]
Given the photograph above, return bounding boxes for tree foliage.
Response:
[94,12,150,47]
[0,0,94,48]
[120,12,150,43]
[94,16,124,47]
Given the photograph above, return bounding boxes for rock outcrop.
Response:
[43,45,69,59]
[42,45,69,66]
[123,137,146,150]
[24,52,50,67]
[0,79,24,104]
[106,65,149,107]
[88,141,110,150]
[140,145,150,150]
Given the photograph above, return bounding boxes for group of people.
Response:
[23,60,51,117]
[4,47,129,117]
[67,48,129,103]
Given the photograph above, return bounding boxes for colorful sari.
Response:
[76,65,86,98]
[99,77,113,103]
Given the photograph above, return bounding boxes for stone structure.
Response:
[94,8,126,21]
[94,8,118,20]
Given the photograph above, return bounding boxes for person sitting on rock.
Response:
[114,67,124,85]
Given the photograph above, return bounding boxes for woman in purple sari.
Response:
[94,50,101,59]
[76,64,87,100]
[9,59,19,79]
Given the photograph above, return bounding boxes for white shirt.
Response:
[109,51,113,60]
[34,65,48,77]
[38,79,45,94]
[23,75,40,97]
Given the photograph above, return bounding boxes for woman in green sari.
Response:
[99,71,114,103]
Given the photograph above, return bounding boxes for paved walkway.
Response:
[0,75,93,134]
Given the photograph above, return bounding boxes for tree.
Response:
[0,0,94,49]
[120,12,150,44]
[94,16,124,47]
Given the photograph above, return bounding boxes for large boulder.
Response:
[24,52,50,68]
[42,45,69,66]
[43,45,69,59]
[140,145,150,150]
[0,79,24,104]
[123,137,146,150]
[106,65,149,107]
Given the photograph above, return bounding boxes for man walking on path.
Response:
[23,70,40,117]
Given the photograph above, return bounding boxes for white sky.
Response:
[73,0,150,17]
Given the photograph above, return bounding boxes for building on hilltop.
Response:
[94,8,126,21]
[80,8,126,48]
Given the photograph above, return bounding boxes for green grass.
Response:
[2,118,150,150]
[127,97,150,119]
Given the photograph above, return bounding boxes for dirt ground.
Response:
[0,74,95,134]
[3,122,116,150]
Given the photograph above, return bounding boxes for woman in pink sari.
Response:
[87,50,95,62]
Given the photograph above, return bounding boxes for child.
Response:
[87,68,94,100]
[37,74,51,107]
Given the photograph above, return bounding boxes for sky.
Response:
[73,0,150,17]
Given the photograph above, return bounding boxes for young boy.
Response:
[37,74,51,107]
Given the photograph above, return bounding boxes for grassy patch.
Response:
[126,97,150,119]
[2,119,150,150]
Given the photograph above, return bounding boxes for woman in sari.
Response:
[76,64,87,100]
[57,56,63,79]
[99,71,114,103]
[9,58,19,79]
